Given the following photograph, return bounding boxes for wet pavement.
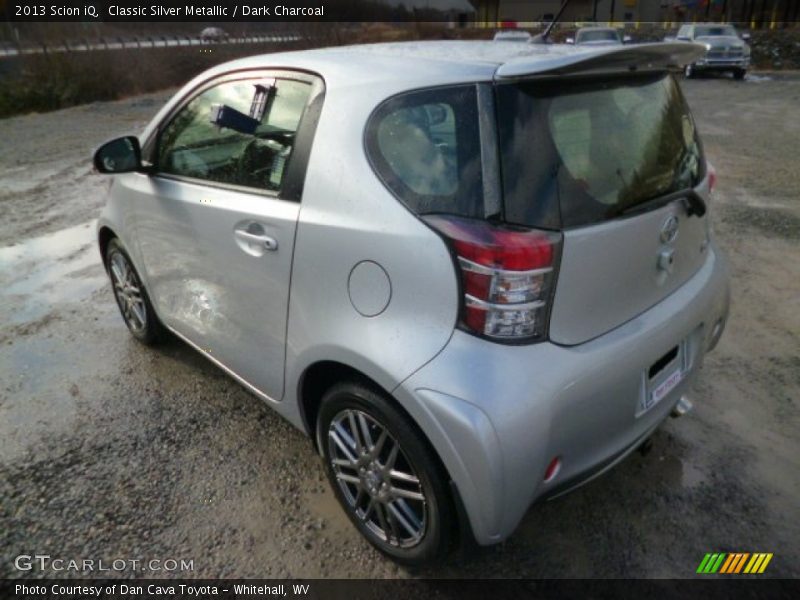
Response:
[1,75,799,579]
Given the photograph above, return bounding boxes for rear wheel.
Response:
[106,239,163,345]
[317,381,456,565]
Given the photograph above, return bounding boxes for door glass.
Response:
[158,78,311,191]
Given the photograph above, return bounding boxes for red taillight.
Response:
[451,228,553,271]
[424,215,561,343]
[708,162,717,194]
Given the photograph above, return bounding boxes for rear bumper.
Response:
[395,245,730,545]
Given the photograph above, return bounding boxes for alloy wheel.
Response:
[327,409,427,548]
[109,251,147,333]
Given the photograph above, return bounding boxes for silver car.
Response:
[93,40,730,565]
[672,23,751,79]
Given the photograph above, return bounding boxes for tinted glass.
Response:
[496,74,703,229]
[694,26,737,37]
[366,85,483,218]
[578,30,619,42]
[158,79,311,191]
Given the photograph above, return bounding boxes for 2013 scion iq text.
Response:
[105,4,325,16]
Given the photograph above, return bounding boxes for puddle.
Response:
[745,74,773,83]
[653,453,706,488]
[0,220,107,324]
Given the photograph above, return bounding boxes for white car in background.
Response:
[493,30,532,42]
[200,27,229,42]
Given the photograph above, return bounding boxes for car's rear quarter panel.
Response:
[279,70,491,432]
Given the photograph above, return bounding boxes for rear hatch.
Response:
[495,72,710,345]
[363,44,709,347]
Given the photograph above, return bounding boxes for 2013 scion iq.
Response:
[93,40,730,565]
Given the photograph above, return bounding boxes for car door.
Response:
[130,72,321,401]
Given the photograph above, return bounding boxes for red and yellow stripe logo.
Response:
[697,552,773,574]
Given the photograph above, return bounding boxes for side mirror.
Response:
[623,35,632,43]
[741,32,751,40]
[566,37,575,44]
[94,136,142,173]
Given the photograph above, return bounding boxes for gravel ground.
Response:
[1,72,799,579]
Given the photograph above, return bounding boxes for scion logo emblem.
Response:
[660,215,679,244]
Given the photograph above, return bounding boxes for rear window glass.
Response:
[577,30,619,42]
[365,85,484,218]
[496,73,703,229]
[694,26,737,37]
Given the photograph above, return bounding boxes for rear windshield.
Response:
[496,73,703,229]
[578,30,619,42]
[694,26,737,37]
[366,74,702,230]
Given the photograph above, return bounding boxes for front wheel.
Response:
[106,238,163,345]
[733,68,746,80]
[317,382,456,565]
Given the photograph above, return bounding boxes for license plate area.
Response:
[638,342,687,416]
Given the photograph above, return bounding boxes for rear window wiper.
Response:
[620,188,706,218]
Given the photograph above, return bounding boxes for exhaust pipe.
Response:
[671,395,693,418]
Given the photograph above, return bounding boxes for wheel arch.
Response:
[97,225,118,271]
[297,358,476,550]
[298,360,388,451]
[297,360,453,483]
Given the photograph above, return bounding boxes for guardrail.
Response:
[0,34,304,57]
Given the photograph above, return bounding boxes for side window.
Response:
[157,78,312,192]
[677,25,691,40]
[365,85,483,218]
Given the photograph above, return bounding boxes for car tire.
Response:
[105,238,164,345]
[684,64,695,79]
[317,381,456,566]
[734,68,746,80]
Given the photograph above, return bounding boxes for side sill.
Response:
[164,325,280,405]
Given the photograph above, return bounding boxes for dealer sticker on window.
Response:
[641,368,683,414]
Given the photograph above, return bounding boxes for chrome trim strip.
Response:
[165,325,280,405]
[458,256,553,278]
[465,295,546,311]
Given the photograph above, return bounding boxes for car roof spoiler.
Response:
[495,42,706,80]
